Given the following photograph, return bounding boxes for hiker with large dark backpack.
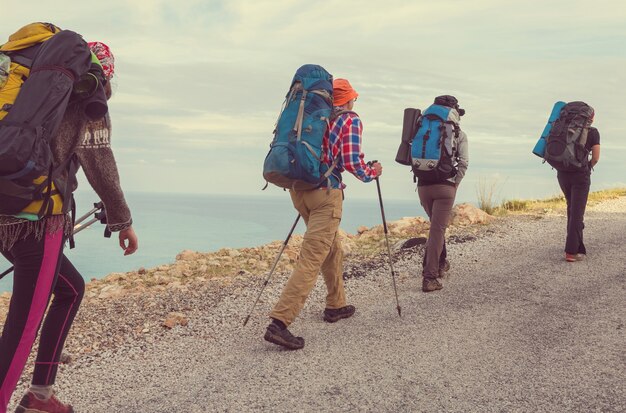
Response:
[540,101,600,262]
[397,95,468,293]
[0,25,138,413]
[262,70,381,350]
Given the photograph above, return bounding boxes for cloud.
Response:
[112,92,171,109]
[3,1,625,201]
[131,110,275,148]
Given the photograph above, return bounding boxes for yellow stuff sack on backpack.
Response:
[0,23,64,218]
[0,23,60,120]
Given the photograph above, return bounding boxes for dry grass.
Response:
[476,176,502,215]
[498,188,626,215]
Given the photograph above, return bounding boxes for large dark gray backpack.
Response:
[544,101,594,172]
[0,27,103,218]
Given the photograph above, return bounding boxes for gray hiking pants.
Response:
[418,184,457,279]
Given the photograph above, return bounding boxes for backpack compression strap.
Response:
[290,83,332,140]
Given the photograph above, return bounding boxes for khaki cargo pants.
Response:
[270,188,346,326]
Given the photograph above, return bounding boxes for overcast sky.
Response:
[5,0,626,203]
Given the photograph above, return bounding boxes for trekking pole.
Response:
[0,202,105,281]
[371,161,402,317]
[74,201,104,227]
[243,213,301,326]
[73,211,103,235]
[0,266,13,280]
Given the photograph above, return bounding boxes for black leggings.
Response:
[557,171,591,254]
[0,226,84,410]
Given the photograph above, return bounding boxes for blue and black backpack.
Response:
[263,64,335,190]
[410,95,464,183]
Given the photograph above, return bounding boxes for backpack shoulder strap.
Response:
[331,109,357,121]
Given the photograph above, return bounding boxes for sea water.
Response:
[0,191,430,292]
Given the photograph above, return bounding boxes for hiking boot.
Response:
[323,305,356,323]
[438,259,451,278]
[15,392,74,413]
[264,323,304,350]
[422,277,443,292]
[565,253,585,262]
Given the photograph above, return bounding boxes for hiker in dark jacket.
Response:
[557,123,600,262]
[418,96,468,293]
[264,78,382,350]
[0,42,138,413]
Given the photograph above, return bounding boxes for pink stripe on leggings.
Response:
[0,230,63,411]
[44,273,78,384]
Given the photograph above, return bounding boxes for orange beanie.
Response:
[333,78,358,106]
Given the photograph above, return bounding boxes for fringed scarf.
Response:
[0,215,73,251]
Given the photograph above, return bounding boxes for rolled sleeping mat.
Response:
[396,108,421,165]
[532,101,566,158]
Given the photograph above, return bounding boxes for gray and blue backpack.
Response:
[409,95,464,183]
[543,101,594,172]
[263,64,335,190]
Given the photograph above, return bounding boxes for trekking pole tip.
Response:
[397,306,402,317]
[243,315,250,327]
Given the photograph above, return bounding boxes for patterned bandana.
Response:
[87,41,115,80]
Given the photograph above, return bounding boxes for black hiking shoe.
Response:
[323,305,356,323]
[438,259,451,278]
[264,323,305,350]
[422,277,443,292]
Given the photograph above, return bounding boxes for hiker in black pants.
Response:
[557,128,600,262]
[0,35,137,413]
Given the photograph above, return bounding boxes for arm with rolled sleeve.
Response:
[454,131,469,186]
[339,115,378,183]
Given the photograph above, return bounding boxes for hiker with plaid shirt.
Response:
[264,78,382,350]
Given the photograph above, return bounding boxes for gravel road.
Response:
[9,198,626,412]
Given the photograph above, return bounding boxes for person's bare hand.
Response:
[119,226,138,256]
[372,162,383,176]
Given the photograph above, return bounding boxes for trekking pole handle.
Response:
[75,204,102,226]
[93,206,112,238]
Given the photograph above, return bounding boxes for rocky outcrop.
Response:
[451,203,494,226]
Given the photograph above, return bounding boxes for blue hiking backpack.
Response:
[410,96,463,183]
[263,64,334,190]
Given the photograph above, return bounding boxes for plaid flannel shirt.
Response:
[322,111,378,188]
